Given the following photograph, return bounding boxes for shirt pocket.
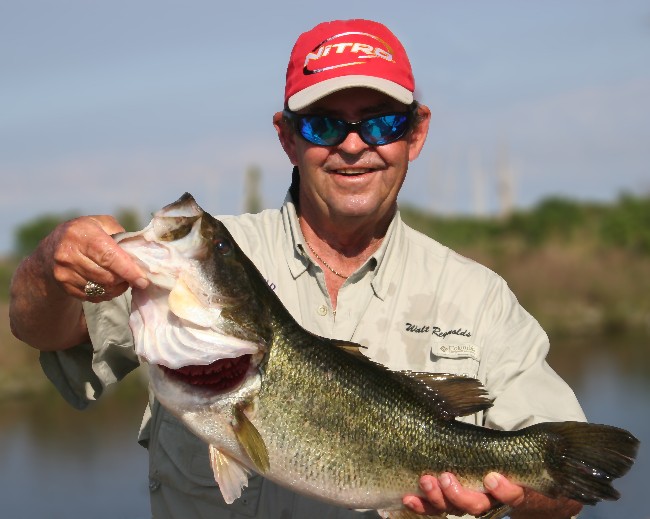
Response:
[430,342,481,379]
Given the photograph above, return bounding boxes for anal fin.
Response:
[209,444,250,504]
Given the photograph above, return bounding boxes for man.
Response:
[10,19,584,518]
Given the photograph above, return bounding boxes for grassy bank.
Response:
[401,197,650,338]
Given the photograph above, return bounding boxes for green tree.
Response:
[507,197,585,246]
[115,208,143,232]
[600,194,650,253]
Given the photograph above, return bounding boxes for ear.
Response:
[407,104,431,162]
[273,111,299,166]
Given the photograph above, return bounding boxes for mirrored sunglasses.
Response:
[283,109,413,147]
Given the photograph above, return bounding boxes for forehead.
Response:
[304,88,408,117]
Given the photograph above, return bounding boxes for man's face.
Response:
[275,88,430,224]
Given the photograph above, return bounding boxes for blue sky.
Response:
[2,0,649,254]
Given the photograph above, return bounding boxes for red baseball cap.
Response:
[284,19,415,111]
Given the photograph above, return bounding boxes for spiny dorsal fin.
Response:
[401,372,493,419]
[233,405,270,473]
[330,340,492,419]
[209,444,250,504]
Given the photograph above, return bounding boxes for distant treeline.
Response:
[11,194,650,261]
[12,209,143,259]
[401,194,650,255]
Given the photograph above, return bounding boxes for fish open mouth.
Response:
[161,354,252,392]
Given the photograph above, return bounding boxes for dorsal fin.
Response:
[329,340,491,420]
[401,372,492,419]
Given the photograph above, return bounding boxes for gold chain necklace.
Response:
[304,240,348,279]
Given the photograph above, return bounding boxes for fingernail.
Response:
[420,477,433,492]
[484,472,499,491]
[134,277,148,290]
[439,473,451,489]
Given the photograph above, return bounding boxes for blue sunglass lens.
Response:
[299,116,347,146]
[360,114,409,145]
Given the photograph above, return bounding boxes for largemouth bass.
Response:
[116,193,638,517]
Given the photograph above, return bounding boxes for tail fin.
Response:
[532,421,639,505]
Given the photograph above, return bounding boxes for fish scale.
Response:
[117,193,639,516]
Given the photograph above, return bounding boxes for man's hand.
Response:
[45,215,148,301]
[403,473,582,518]
[403,472,524,517]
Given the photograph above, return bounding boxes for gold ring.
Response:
[84,280,106,298]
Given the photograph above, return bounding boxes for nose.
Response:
[336,129,370,155]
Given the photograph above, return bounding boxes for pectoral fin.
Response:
[209,444,250,504]
[233,405,270,473]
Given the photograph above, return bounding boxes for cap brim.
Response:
[287,75,413,111]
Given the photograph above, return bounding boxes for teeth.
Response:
[334,169,372,175]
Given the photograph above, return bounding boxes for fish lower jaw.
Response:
[159,354,252,393]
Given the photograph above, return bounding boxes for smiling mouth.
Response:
[331,168,375,176]
[161,355,252,392]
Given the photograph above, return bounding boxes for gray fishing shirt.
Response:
[40,193,586,519]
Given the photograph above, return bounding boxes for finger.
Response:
[81,231,148,289]
[87,214,127,235]
[53,255,130,302]
[438,472,496,517]
[403,474,464,516]
[68,217,147,287]
[483,472,526,508]
[404,475,445,514]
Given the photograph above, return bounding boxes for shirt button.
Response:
[149,478,161,492]
[317,305,328,316]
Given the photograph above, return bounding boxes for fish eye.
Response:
[213,238,233,255]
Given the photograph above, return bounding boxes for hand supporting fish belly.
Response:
[116,193,639,517]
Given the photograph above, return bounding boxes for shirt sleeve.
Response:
[39,291,140,410]
[480,280,587,430]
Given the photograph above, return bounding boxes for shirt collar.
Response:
[369,212,403,301]
[281,191,310,280]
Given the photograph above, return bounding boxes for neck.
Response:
[297,199,395,257]
[298,210,392,262]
